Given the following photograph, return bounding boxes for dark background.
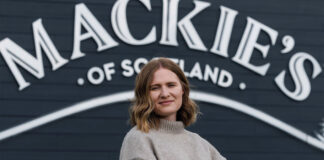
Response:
[0,0,323,159]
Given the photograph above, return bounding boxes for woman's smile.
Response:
[159,100,174,105]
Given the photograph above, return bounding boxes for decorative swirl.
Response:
[190,91,324,151]
[0,91,323,151]
[314,119,324,142]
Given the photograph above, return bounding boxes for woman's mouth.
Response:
[159,100,174,105]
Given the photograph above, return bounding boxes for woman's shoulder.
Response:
[120,126,157,160]
[122,125,160,146]
[184,129,206,141]
[184,130,226,160]
[186,130,215,146]
[183,130,210,147]
[123,126,150,142]
[125,126,143,136]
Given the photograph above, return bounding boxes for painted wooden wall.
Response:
[0,0,323,159]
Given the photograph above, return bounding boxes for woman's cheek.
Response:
[151,92,159,101]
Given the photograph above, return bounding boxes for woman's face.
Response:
[150,68,184,121]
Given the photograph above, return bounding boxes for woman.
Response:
[120,57,226,160]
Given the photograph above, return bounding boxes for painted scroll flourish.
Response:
[0,91,323,151]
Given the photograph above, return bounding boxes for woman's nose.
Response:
[160,87,170,98]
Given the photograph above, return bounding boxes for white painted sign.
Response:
[0,0,323,152]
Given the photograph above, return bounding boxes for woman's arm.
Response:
[205,140,226,160]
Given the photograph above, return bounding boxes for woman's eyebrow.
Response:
[151,81,177,85]
[151,81,177,86]
[167,81,177,83]
[150,83,160,87]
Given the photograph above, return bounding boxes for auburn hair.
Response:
[129,57,199,132]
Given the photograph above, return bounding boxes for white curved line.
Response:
[0,90,323,151]
[0,91,134,141]
[190,91,324,151]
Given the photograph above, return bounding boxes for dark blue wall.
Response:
[0,0,323,159]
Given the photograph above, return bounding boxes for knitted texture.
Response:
[120,119,226,160]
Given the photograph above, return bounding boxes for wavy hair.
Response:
[129,57,199,132]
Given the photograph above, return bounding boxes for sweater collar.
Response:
[158,119,185,134]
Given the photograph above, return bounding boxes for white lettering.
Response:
[103,62,115,81]
[0,19,68,90]
[189,62,203,80]
[210,6,238,57]
[274,52,322,101]
[218,69,233,87]
[134,58,148,74]
[121,59,134,77]
[232,17,278,76]
[178,0,210,51]
[203,64,219,84]
[111,0,156,45]
[159,0,180,46]
[71,3,118,60]
[87,66,105,85]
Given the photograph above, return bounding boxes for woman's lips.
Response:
[159,100,174,105]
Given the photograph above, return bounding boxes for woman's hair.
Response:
[129,57,199,132]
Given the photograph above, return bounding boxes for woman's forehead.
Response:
[150,68,180,84]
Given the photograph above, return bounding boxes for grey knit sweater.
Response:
[119,119,226,160]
